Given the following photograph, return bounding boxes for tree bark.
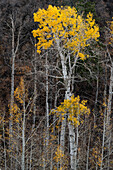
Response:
[22,80,25,170]
[46,53,49,147]
[10,15,21,169]
[100,84,107,170]
[3,112,7,170]
[9,16,15,169]
[106,50,113,169]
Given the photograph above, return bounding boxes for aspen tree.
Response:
[14,77,26,170]
[30,40,37,170]
[52,95,90,169]
[106,18,113,170]
[9,15,21,169]
[11,77,32,169]
[32,5,99,169]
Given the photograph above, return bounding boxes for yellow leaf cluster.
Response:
[32,5,100,58]
[53,95,90,126]
[110,18,113,34]
[92,147,102,167]
[9,103,22,123]
[14,77,24,104]
[78,53,86,60]
[9,77,27,123]
[110,17,113,43]
[53,146,64,163]
[53,145,68,169]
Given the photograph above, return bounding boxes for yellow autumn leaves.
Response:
[32,5,100,58]
[110,17,113,43]
[53,146,68,170]
[52,95,90,127]
[9,77,25,123]
[14,77,24,104]
[110,17,113,34]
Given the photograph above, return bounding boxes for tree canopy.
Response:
[32,5,100,60]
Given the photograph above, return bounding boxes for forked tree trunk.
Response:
[60,54,77,169]
[56,37,78,169]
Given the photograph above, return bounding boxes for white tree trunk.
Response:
[60,62,77,169]
[10,16,21,169]
[30,43,37,169]
[106,50,113,168]
[50,148,53,170]
[3,112,7,170]
[56,37,78,170]
[100,85,107,170]
[46,54,49,147]
[22,82,25,170]
[68,122,76,170]
[33,44,37,127]
[9,16,15,169]
[30,140,33,170]
[86,132,91,170]
[107,63,113,125]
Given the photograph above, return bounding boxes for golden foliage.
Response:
[110,17,113,34]
[14,77,24,104]
[32,5,100,58]
[53,146,68,170]
[110,17,113,43]
[52,95,90,126]
[9,77,26,123]
[54,146,64,163]
[91,147,102,167]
